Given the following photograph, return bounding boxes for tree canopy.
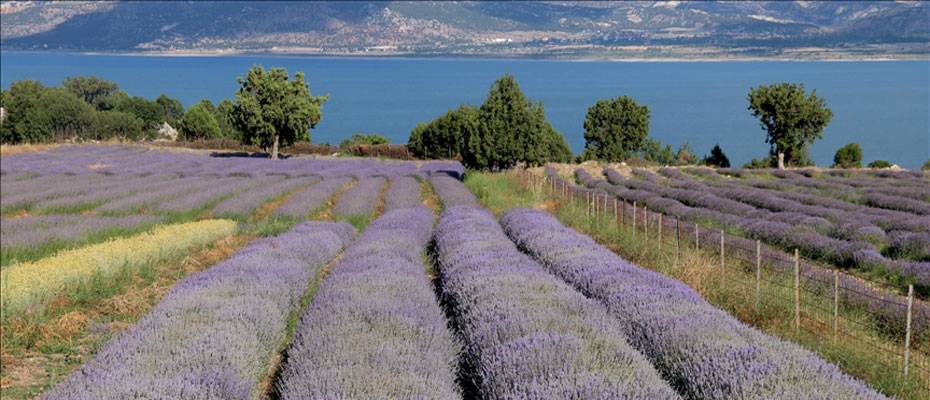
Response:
[62,76,119,111]
[156,94,185,126]
[748,83,833,169]
[231,65,327,159]
[581,96,650,162]
[464,75,570,170]
[703,144,731,168]
[179,100,221,141]
[408,105,477,160]
[407,75,570,169]
[340,133,389,148]
[832,142,862,169]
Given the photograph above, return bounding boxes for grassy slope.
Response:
[464,171,926,400]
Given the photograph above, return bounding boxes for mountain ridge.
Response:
[2,1,928,59]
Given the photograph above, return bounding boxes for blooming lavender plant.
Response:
[332,177,386,218]
[434,206,680,399]
[276,207,459,399]
[382,176,422,211]
[43,221,355,400]
[212,176,314,218]
[1,214,162,252]
[429,176,479,208]
[273,177,350,218]
[501,208,888,400]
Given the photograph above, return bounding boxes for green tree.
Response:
[922,160,930,171]
[179,100,221,141]
[748,83,833,169]
[156,94,185,126]
[340,133,389,148]
[214,99,240,139]
[581,96,650,162]
[867,160,892,169]
[408,105,478,160]
[464,75,566,170]
[231,65,327,159]
[1,80,46,143]
[95,110,145,141]
[832,142,863,168]
[62,76,119,110]
[703,144,731,168]
[110,93,166,135]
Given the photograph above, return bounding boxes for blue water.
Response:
[2,52,928,168]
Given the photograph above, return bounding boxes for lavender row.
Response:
[382,176,422,211]
[153,177,261,213]
[2,144,464,179]
[501,208,887,400]
[43,221,355,399]
[1,214,162,252]
[435,206,680,399]
[34,174,178,211]
[95,175,215,213]
[599,169,930,290]
[332,177,386,218]
[273,177,350,218]
[565,171,930,338]
[429,176,480,208]
[212,176,316,218]
[276,207,459,399]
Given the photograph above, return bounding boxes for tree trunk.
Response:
[777,152,785,169]
[271,135,280,160]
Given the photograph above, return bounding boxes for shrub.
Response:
[339,133,389,148]
[832,142,862,168]
[867,160,893,169]
[703,144,731,168]
[179,100,222,141]
[94,110,145,141]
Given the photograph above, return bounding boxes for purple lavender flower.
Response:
[501,208,888,400]
[332,177,386,218]
[276,207,459,399]
[434,206,680,399]
[43,221,355,400]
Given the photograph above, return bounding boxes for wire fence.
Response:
[519,170,930,395]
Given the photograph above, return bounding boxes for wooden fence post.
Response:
[794,249,801,334]
[675,217,681,267]
[632,202,637,238]
[643,207,649,246]
[756,240,762,314]
[694,224,699,250]
[905,284,914,379]
[586,191,590,217]
[613,198,618,227]
[657,213,663,249]
[833,270,839,343]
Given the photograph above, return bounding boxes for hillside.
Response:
[2,1,928,59]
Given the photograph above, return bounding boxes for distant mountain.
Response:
[2,1,928,59]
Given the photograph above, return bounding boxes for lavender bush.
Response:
[1,214,162,253]
[430,176,479,208]
[435,206,680,399]
[276,207,459,399]
[332,177,386,218]
[501,208,887,400]
[212,177,314,218]
[382,176,422,211]
[43,221,355,400]
[273,177,350,218]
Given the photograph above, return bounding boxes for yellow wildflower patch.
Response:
[0,219,237,316]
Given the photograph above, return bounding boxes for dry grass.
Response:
[0,144,58,157]
[0,234,250,399]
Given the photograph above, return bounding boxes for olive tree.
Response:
[581,96,650,162]
[748,83,832,169]
[832,142,862,169]
[231,65,327,159]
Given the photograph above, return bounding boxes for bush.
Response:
[703,144,731,168]
[743,156,774,169]
[832,142,862,168]
[340,133,389,148]
[179,100,221,141]
[922,160,930,171]
[94,110,145,141]
[867,159,893,169]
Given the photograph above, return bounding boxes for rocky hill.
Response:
[2,1,928,58]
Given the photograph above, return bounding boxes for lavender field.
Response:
[0,144,899,399]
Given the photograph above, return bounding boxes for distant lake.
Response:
[2,52,928,168]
